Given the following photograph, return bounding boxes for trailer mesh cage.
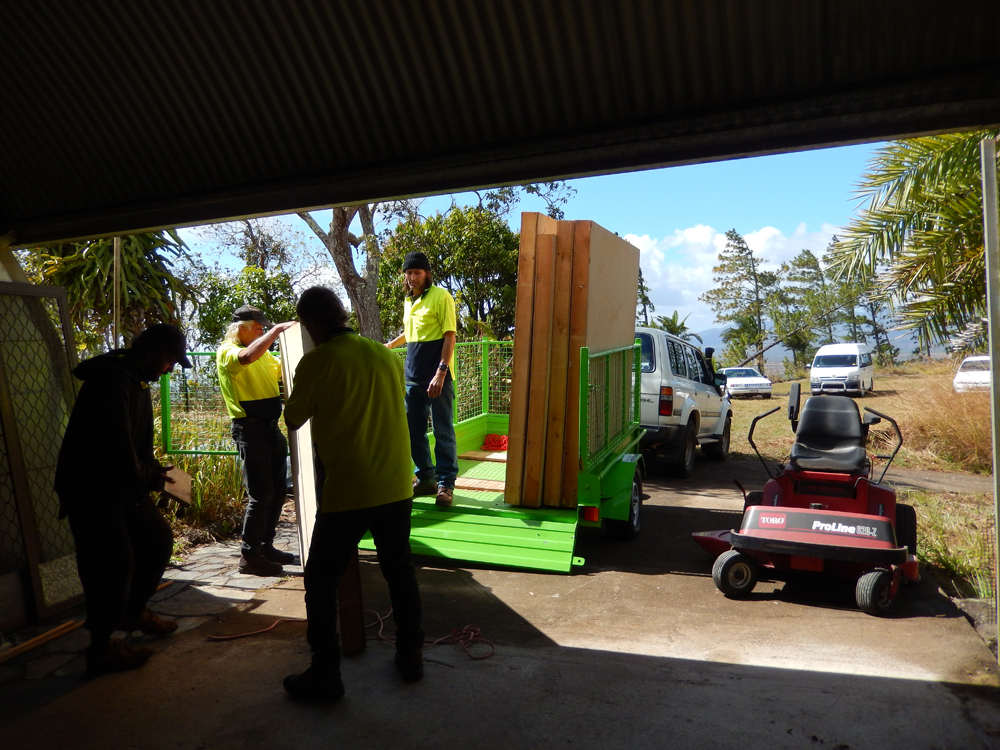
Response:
[0,282,81,628]
[158,341,515,455]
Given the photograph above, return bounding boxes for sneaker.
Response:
[435,486,453,507]
[123,608,177,637]
[262,545,296,564]
[238,551,284,576]
[394,649,424,683]
[283,665,345,703]
[85,639,153,679]
[413,475,437,497]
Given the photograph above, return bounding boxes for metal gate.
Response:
[0,282,81,629]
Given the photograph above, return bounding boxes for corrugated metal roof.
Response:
[2,0,999,245]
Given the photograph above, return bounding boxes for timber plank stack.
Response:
[505,213,640,508]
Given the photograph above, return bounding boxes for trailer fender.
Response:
[600,453,641,522]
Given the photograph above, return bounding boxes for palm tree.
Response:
[828,130,999,350]
[651,310,703,344]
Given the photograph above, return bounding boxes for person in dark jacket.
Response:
[55,324,192,678]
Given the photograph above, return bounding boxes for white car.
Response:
[953,355,991,392]
[719,367,772,399]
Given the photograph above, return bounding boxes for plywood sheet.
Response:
[520,233,556,508]
[561,220,592,506]
[278,324,317,566]
[584,221,640,354]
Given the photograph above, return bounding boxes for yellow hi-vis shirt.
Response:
[216,341,282,419]
[284,332,412,513]
[403,285,457,381]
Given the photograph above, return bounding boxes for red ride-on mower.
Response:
[693,384,919,615]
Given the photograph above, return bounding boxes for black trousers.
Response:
[305,499,424,663]
[66,495,173,647]
[231,417,288,554]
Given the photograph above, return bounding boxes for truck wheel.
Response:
[602,471,642,540]
[712,550,758,598]
[856,569,894,615]
[673,422,697,477]
[895,503,917,555]
[704,416,731,461]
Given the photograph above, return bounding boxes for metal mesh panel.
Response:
[454,344,482,423]
[0,290,80,609]
[584,347,638,463]
[0,423,25,573]
[488,342,513,415]
[159,353,236,453]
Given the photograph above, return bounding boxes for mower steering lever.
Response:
[748,406,781,479]
[863,406,903,485]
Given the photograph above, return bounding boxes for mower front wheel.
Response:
[856,569,894,615]
[712,550,758,598]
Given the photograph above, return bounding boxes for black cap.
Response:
[132,324,193,368]
[232,304,271,327]
[402,252,431,272]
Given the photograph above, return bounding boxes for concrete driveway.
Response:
[3,456,999,749]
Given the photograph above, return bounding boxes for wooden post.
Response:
[543,220,574,507]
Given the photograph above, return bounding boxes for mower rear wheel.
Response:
[712,550,758,598]
[895,503,917,555]
[856,569,894,615]
[744,490,764,510]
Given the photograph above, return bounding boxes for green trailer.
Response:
[158,339,643,574]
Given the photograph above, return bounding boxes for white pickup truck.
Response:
[635,327,732,476]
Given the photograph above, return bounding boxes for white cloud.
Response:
[628,222,840,333]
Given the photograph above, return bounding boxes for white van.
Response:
[809,343,874,396]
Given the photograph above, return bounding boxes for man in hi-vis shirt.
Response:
[385,252,458,507]
[217,305,296,575]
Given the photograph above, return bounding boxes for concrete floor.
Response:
[3,456,1000,749]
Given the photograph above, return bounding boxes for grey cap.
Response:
[232,305,271,327]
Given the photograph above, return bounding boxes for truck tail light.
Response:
[658,386,674,416]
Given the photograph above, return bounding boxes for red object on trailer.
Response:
[482,434,509,450]
[692,385,919,615]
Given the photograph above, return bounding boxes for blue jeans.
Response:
[405,377,458,488]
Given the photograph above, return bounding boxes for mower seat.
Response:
[789,396,868,474]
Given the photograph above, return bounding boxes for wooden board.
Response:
[543,219,574,507]
[561,220,592,506]
[162,466,192,506]
[505,212,556,506]
[459,451,508,463]
[278,324,317,566]
[454,477,506,492]
[520,233,556,507]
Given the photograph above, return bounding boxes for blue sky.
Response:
[180,141,884,334]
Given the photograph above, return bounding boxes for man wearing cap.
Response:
[55,324,191,677]
[217,306,297,575]
[385,252,458,507]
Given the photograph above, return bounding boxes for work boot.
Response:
[435,486,453,508]
[283,663,345,703]
[395,648,424,683]
[413,475,437,497]
[122,608,178,637]
[262,545,296,564]
[238,549,284,576]
[85,639,153,679]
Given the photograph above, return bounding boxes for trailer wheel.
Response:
[856,569,894,615]
[603,471,642,540]
[673,422,697,477]
[712,550,758,598]
[894,504,917,555]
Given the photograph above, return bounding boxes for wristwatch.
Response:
[437,362,448,371]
